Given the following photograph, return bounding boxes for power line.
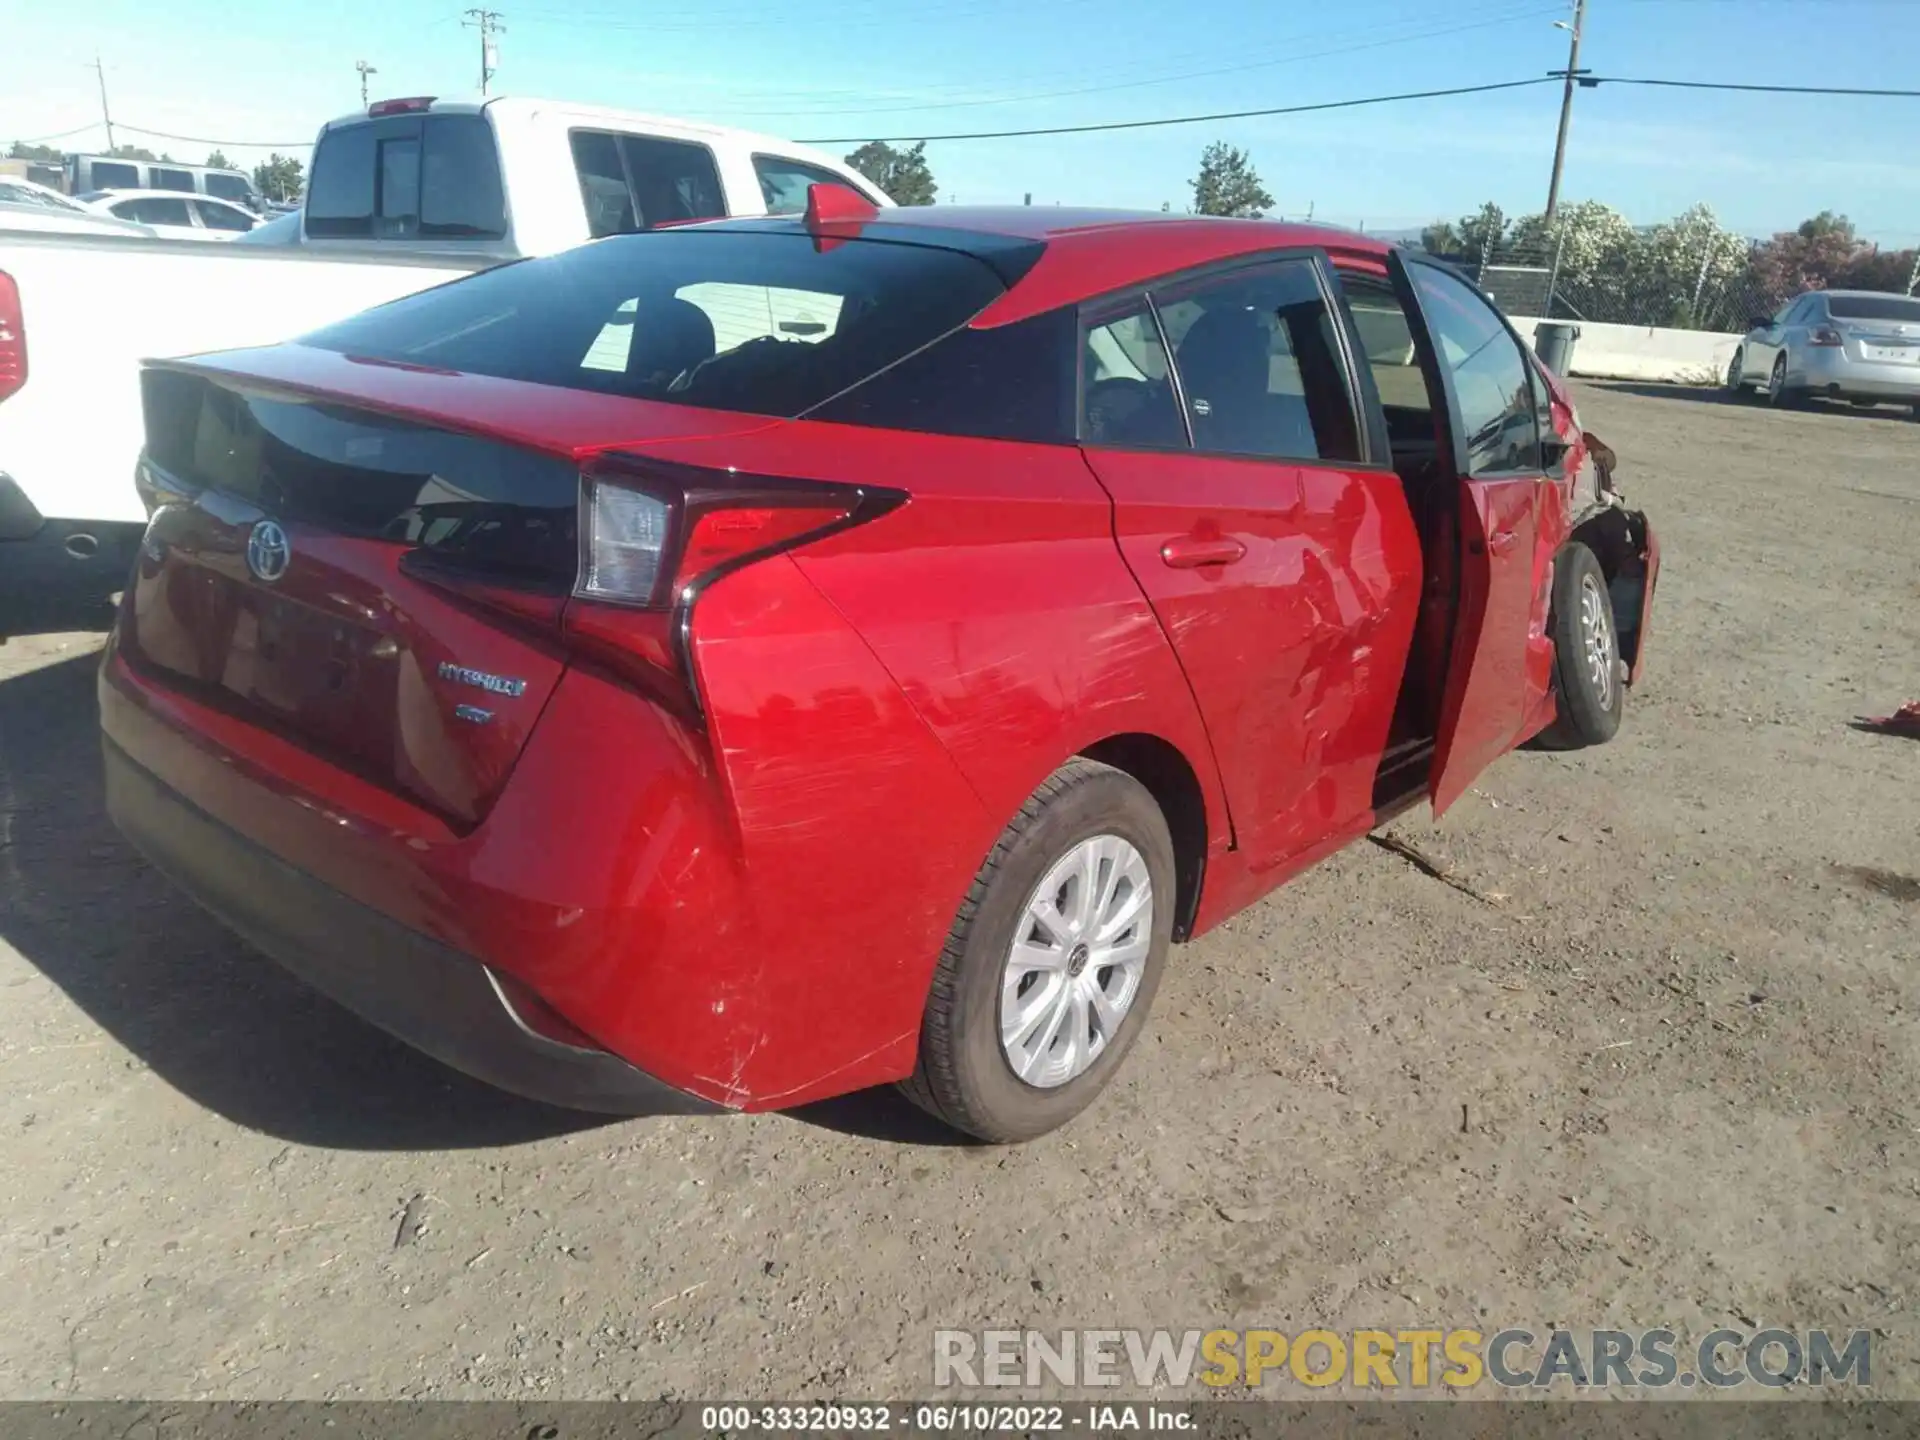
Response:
[19,70,1920,155]
[796,77,1561,144]
[1579,75,1920,97]
[726,5,1566,120]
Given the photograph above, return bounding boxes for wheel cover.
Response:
[999,833,1153,1089]
[1728,353,1743,388]
[1579,571,1617,709]
[1770,357,1786,400]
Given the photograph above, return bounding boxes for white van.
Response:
[63,154,264,211]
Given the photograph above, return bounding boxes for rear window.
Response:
[1828,294,1920,322]
[307,114,507,240]
[301,229,1031,419]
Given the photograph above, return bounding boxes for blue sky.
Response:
[6,0,1920,242]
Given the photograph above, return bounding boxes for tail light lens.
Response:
[1810,326,1845,347]
[408,456,903,715]
[0,269,26,404]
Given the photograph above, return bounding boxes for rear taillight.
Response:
[0,270,26,404]
[404,456,903,716]
[1811,326,1845,347]
[561,460,896,706]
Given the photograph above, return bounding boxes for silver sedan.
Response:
[1728,289,1920,411]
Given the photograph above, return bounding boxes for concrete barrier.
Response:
[1508,315,1741,386]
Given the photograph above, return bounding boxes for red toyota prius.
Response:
[102,191,1658,1141]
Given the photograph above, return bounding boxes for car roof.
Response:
[1815,288,1920,300]
[694,205,1394,324]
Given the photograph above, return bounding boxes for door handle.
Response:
[1160,536,1247,569]
[1486,529,1519,557]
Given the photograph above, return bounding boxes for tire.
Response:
[1766,353,1797,408]
[899,758,1176,1143]
[1535,542,1625,750]
[1725,349,1753,400]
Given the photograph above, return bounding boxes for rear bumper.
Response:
[1799,352,1920,401]
[0,475,144,626]
[104,736,717,1116]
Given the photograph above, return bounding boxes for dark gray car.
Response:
[1728,289,1920,410]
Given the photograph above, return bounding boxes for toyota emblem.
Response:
[246,519,291,583]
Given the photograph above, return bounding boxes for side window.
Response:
[1336,271,1435,427]
[1155,260,1361,463]
[571,130,635,237]
[1408,263,1540,477]
[1081,301,1187,449]
[93,161,140,189]
[128,196,194,226]
[205,172,253,204]
[194,200,253,232]
[152,167,195,193]
[570,131,725,235]
[806,308,1077,444]
[621,137,725,228]
[754,156,855,215]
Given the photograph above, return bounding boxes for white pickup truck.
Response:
[0,95,887,628]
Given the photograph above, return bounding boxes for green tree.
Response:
[1750,211,1865,300]
[842,141,937,206]
[106,143,161,162]
[252,153,305,202]
[7,141,64,161]
[204,150,234,171]
[1190,141,1272,218]
[1423,202,1510,257]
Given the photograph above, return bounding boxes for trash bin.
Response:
[1534,320,1581,377]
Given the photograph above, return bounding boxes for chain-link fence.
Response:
[1427,228,1920,332]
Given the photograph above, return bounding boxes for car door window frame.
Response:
[1074,248,1386,470]
[1400,253,1544,481]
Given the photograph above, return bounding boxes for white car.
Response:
[78,189,261,241]
[0,178,156,237]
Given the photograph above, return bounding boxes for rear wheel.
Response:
[1767,354,1797,408]
[1535,542,1625,750]
[900,758,1175,1143]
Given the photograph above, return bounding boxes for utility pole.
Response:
[356,60,378,107]
[1544,0,1588,228]
[463,9,505,96]
[92,53,116,152]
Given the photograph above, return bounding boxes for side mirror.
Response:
[1748,315,1772,331]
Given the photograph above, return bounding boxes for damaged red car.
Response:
[101,192,1659,1142]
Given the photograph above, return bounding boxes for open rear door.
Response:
[1383,251,1547,817]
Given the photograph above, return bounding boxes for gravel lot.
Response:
[1,384,1915,1402]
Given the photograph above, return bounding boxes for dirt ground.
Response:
[0,383,1915,1403]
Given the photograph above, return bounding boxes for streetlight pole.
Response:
[1544,0,1588,228]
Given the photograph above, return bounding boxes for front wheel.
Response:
[899,758,1175,1143]
[1535,542,1625,750]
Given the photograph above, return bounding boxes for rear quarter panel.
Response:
[637,422,1231,1101]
